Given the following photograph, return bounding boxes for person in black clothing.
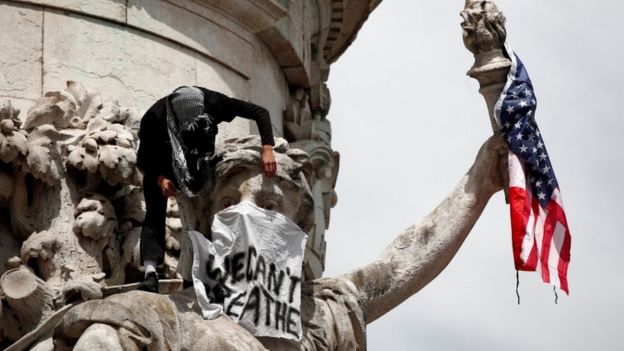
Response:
[136,86,276,293]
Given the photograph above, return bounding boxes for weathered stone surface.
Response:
[165,0,254,42]
[0,3,42,101]
[16,0,126,23]
[196,55,251,100]
[196,55,255,145]
[28,337,54,351]
[0,217,20,277]
[128,0,254,79]
[461,0,511,132]
[0,101,28,165]
[72,324,123,351]
[283,84,338,278]
[43,10,197,110]
[54,290,269,350]
[2,82,140,285]
[259,0,313,87]
[286,1,310,71]
[0,97,36,125]
[1,267,55,332]
[250,38,288,138]
[461,0,507,56]
[205,0,287,34]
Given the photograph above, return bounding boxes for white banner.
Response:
[189,201,307,340]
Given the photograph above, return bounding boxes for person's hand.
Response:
[157,176,177,197]
[261,145,277,178]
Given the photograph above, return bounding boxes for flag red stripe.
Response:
[547,197,571,294]
[509,186,535,271]
[538,197,552,284]
[558,230,571,294]
[525,240,538,270]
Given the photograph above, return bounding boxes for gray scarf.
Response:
[166,86,216,197]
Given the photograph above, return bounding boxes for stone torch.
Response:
[461,0,511,201]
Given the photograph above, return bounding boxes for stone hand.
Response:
[469,134,509,197]
[261,145,277,178]
[157,176,177,197]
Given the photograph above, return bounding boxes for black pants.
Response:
[140,174,168,265]
[139,155,213,266]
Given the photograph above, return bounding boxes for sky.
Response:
[323,1,624,350]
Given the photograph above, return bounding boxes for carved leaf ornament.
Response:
[0,82,143,345]
[0,101,27,163]
[5,81,140,186]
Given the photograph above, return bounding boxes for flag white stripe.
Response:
[551,187,565,208]
[508,152,527,189]
[520,200,536,264]
[548,221,567,289]
[533,200,547,278]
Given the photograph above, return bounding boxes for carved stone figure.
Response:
[0,81,505,349]
[0,1,512,349]
[0,81,153,349]
[43,123,506,351]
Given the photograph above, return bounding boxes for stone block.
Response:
[16,0,126,23]
[286,0,310,70]
[250,39,287,138]
[215,118,253,146]
[0,2,42,101]
[43,10,197,111]
[196,56,254,143]
[257,1,313,87]
[200,0,287,33]
[128,0,253,78]
[195,57,250,100]
[164,0,252,41]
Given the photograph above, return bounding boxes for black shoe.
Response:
[137,272,159,293]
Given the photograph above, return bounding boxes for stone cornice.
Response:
[198,0,288,33]
[324,0,382,63]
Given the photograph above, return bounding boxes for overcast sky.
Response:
[324,1,624,350]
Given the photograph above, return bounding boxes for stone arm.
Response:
[343,136,507,323]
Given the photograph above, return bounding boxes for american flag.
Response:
[494,47,571,294]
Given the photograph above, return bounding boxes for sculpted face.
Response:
[211,169,304,222]
[202,137,315,234]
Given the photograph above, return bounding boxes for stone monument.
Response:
[0,0,512,350]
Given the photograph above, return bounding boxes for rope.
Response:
[553,286,559,304]
[515,270,521,305]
